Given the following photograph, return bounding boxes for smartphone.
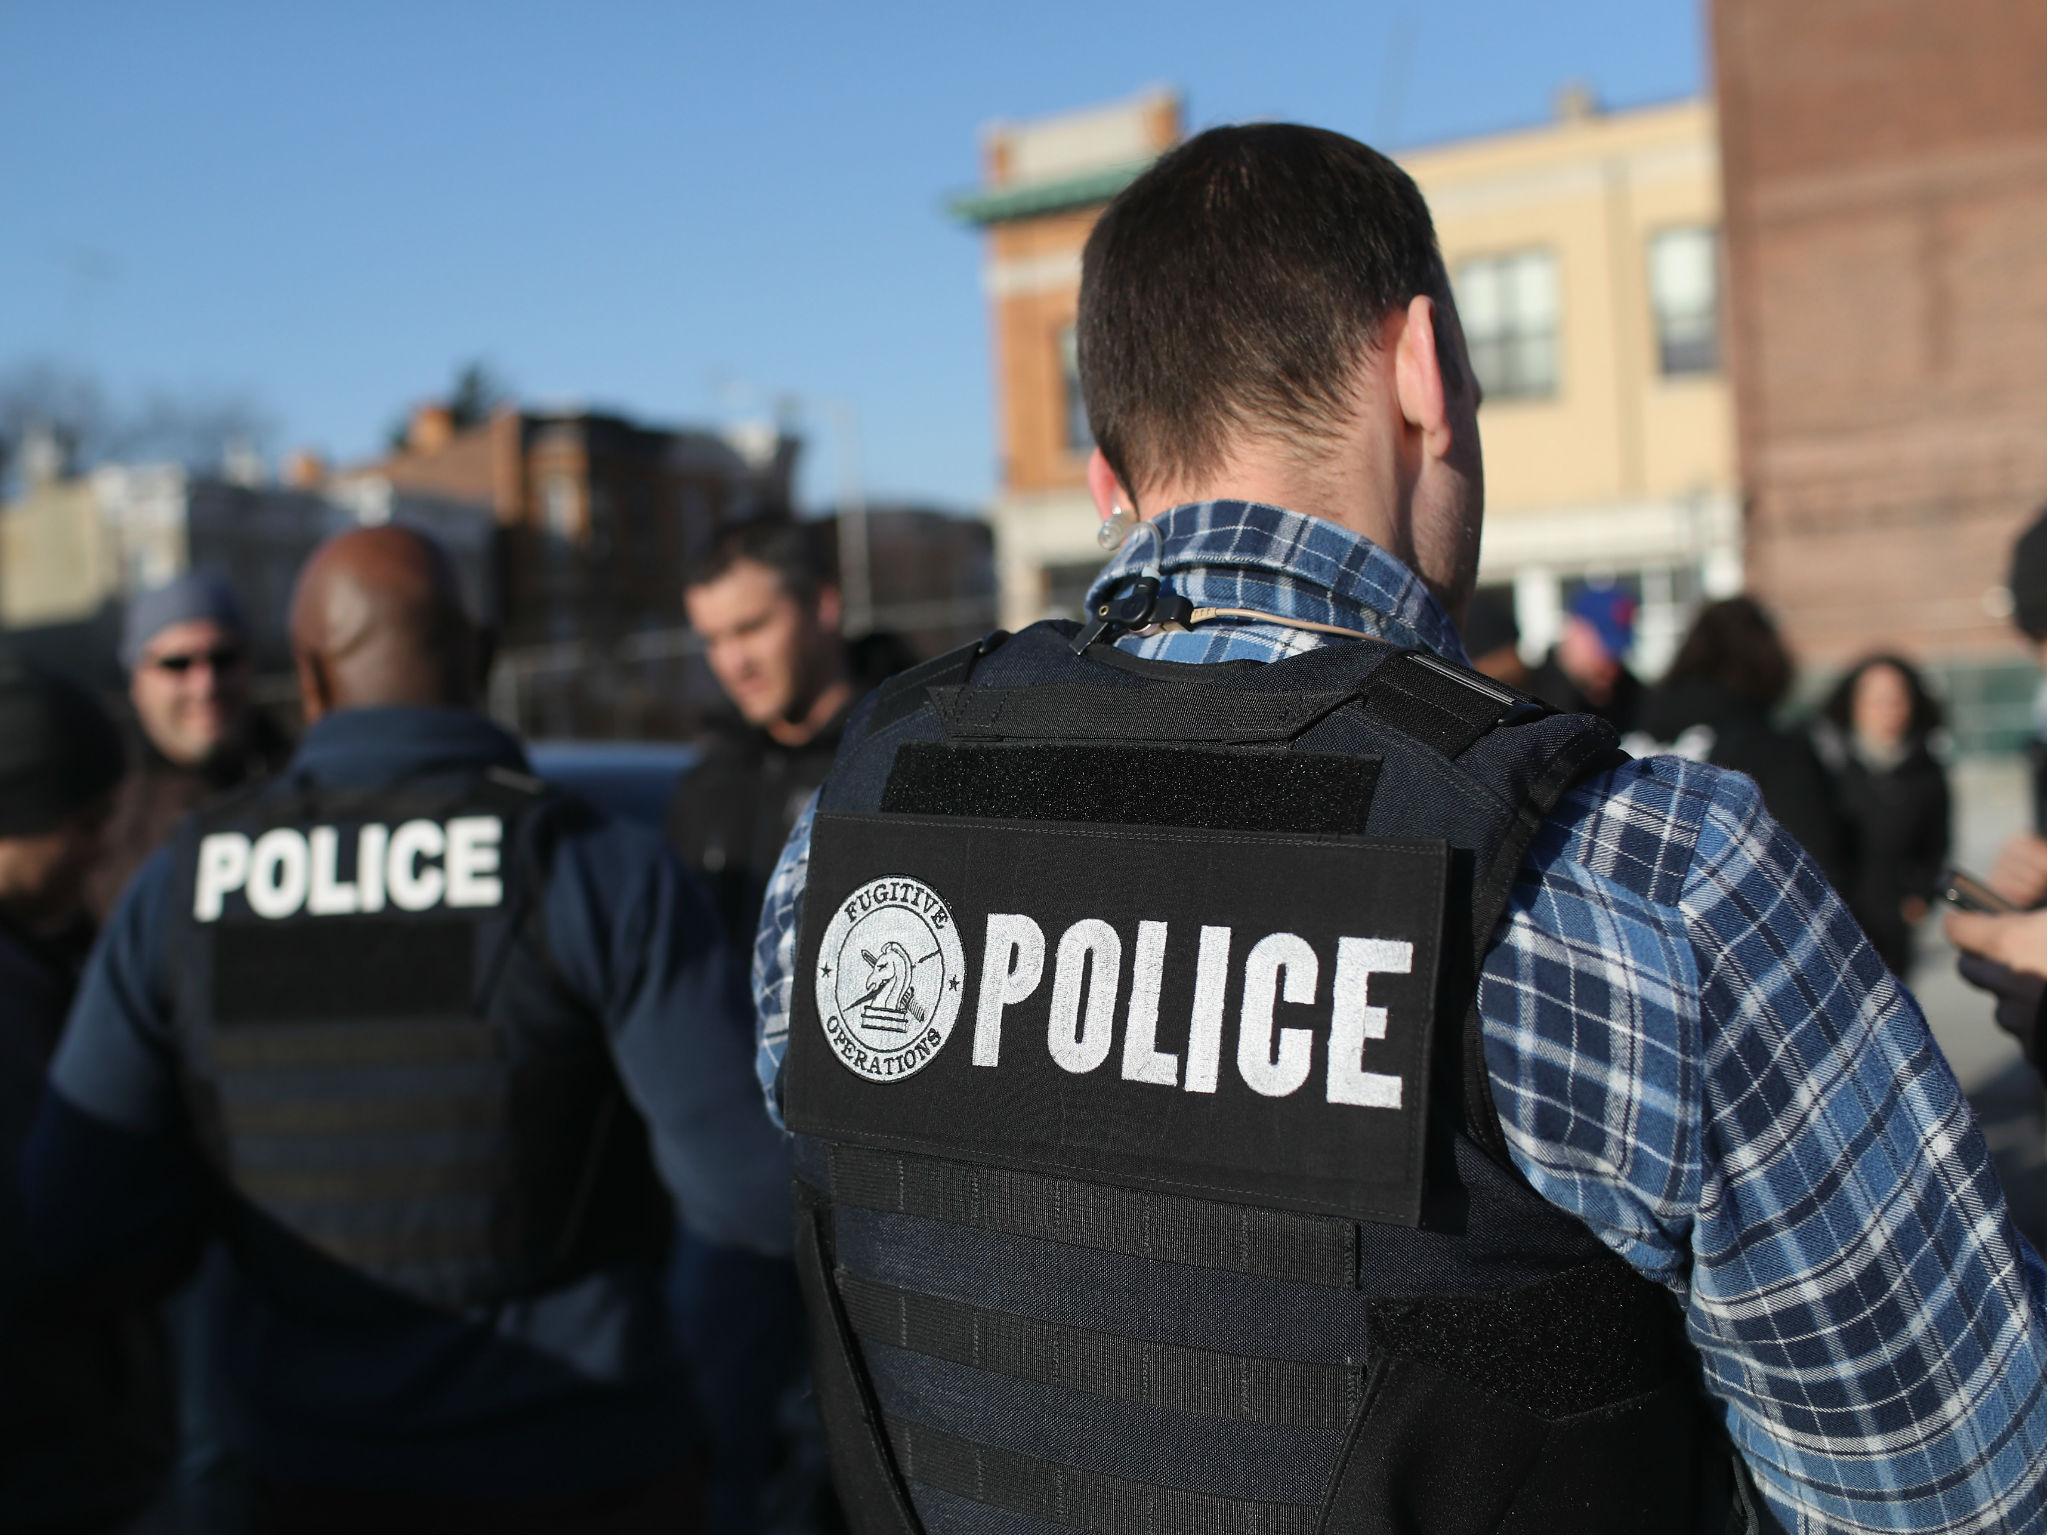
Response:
[1939,866,2020,915]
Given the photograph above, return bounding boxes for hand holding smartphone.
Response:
[1940,867,2021,915]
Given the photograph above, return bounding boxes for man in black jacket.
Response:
[666,518,858,1528]
[669,521,857,945]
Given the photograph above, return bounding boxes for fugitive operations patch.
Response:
[812,874,965,1082]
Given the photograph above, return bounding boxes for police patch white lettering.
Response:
[1119,920,1177,1087]
[967,915,1412,1109]
[1048,918,1119,1075]
[1327,938,1413,1108]
[814,875,964,1082]
[1238,931,1317,1098]
[973,913,1043,1067]
[192,818,505,922]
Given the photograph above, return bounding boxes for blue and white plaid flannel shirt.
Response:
[754,500,2046,1533]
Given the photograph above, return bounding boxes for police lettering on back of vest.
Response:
[192,816,505,921]
[814,873,1413,1108]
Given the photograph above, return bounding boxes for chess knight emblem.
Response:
[814,874,964,1082]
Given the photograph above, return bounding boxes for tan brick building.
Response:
[952,91,1182,627]
[1714,0,2045,733]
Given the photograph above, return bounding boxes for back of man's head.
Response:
[1078,123,1451,501]
[289,525,480,721]
[0,649,123,927]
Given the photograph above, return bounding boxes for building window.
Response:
[1649,227,1719,376]
[1059,325,1089,452]
[1456,249,1559,401]
[540,473,579,540]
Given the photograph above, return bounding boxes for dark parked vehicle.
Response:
[529,740,697,828]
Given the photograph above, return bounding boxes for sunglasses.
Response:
[149,645,245,674]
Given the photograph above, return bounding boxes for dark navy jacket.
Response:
[23,707,793,1498]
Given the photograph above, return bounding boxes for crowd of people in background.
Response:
[0,488,2040,1527]
[1470,530,2044,1007]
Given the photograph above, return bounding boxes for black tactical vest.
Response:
[784,623,1755,1534]
[168,764,668,1311]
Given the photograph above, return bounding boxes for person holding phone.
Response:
[1947,514,2047,1073]
[1948,833,2047,1072]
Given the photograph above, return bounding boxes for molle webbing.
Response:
[887,1420,1317,1536]
[258,1218,498,1274]
[208,1018,494,1070]
[230,1158,499,1207]
[839,1275,1362,1429]
[824,1145,1358,1289]
[216,1090,503,1137]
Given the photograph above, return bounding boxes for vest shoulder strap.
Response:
[912,623,1549,761]
[865,630,1011,737]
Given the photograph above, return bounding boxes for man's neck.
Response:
[1138,455,1410,568]
[765,676,853,748]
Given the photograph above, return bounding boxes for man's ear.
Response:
[293,651,332,726]
[1086,447,1132,522]
[1393,294,1453,462]
[815,582,843,635]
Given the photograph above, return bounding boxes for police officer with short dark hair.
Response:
[754,125,2045,1532]
[25,525,792,1524]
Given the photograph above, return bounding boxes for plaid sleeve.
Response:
[750,789,815,1130]
[1682,768,2044,1532]
[1484,760,2045,1533]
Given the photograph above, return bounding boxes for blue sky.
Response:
[0,1,1704,511]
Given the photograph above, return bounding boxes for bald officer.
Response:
[23,526,790,1525]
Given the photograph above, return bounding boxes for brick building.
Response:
[1714,0,2045,738]
[331,402,800,648]
[951,90,1183,627]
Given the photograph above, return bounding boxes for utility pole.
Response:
[710,376,872,632]
[826,398,872,636]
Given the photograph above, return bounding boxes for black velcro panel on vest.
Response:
[787,812,1446,1227]
[212,917,476,1026]
[1315,1261,1714,1534]
[881,743,1378,835]
[1367,1259,1687,1418]
[929,682,1359,744]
